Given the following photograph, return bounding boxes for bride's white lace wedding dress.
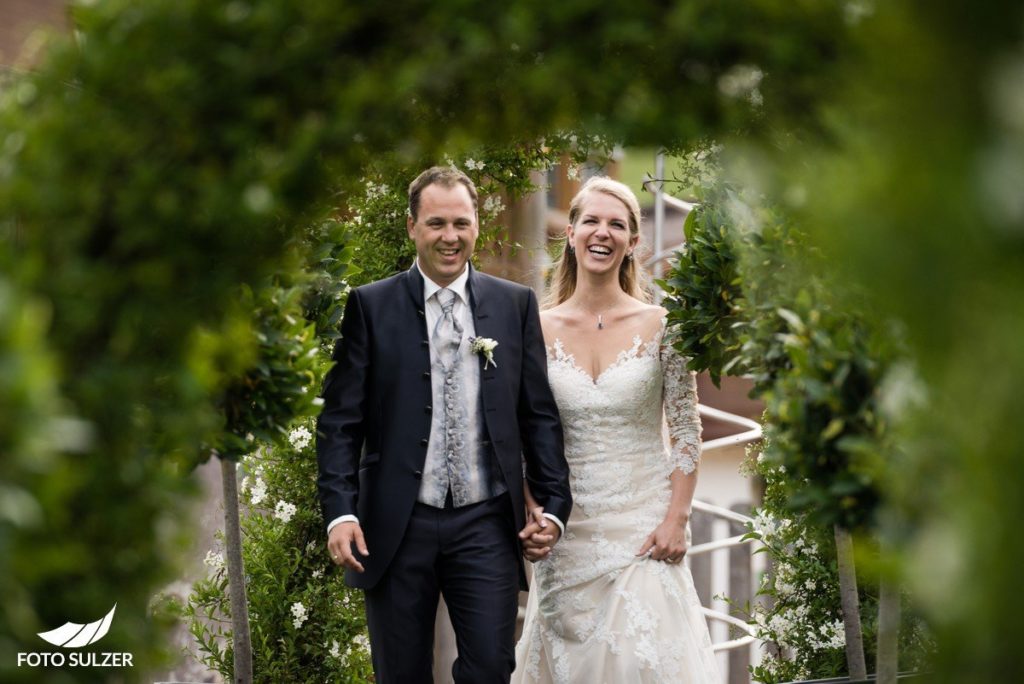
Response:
[513,323,722,683]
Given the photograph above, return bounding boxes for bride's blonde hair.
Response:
[543,176,651,308]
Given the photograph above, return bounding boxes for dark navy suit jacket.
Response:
[316,264,572,589]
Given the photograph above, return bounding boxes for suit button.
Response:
[420,438,428,446]
[421,340,429,347]
[417,309,425,317]
[422,371,430,379]
[413,470,422,479]
[425,405,432,413]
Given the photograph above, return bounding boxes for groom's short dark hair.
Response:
[408,166,478,221]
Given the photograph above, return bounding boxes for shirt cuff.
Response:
[542,513,565,536]
[327,514,359,535]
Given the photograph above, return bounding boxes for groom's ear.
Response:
[407,214,416,239]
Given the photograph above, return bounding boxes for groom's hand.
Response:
[519,507,560,562]
[328,521,369,572]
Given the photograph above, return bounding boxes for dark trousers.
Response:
[364,495,520,684]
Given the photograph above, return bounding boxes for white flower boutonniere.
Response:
[470,336,499,369]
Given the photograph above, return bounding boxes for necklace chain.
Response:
[572,294,632,331]
[578,303,621,331]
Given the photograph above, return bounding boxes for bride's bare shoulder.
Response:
[540,305,573,343]
[624,302,669,326]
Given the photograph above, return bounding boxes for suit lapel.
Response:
[467,265,498,372]
[404,264,426,314]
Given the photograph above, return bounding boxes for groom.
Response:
[317,166,572,683]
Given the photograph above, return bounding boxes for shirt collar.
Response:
[418,261,470,305]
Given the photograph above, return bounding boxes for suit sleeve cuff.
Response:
[327,514,359,535]
[542,513,565,536]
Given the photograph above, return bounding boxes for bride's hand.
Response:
[519,507,560,562]
[636,517,687,563]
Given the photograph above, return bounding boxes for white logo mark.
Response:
[37,604,117,648]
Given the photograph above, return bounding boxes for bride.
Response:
[513,177,721,683]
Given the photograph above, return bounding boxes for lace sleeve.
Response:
[661,342,702,475]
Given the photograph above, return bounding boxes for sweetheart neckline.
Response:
[546,319,666,385]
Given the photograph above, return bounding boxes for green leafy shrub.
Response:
[660,147,927,679]
[189,421,373,683]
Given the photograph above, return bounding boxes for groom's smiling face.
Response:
[407,182,479,287]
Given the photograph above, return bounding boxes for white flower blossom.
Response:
[482,195,504,215]
[566,164,580,181]
[290,601,308,629]
[328,640,341,658]
[353,633,370,653]
[718,64,764,99]
[249,476,268,505]
[311,568,324,579]
[275,500,297,523]
[465,158,485,171]
[289,426,312,450]
[808,619,846,650]
[203,550,225,570]
[364,181,389,200]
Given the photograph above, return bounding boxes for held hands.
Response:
[328,521,369,573]
[519,506,560,562]
[636,515,688,564]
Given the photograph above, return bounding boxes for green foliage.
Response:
[660,146,908,677]
[214,279,322,461]
[0,0,877,677]
[756,291,890,531]
[662,153,891,531]
[662,181,745,387]
[742,447,934,683]
[787,2,1024,678]
[188,423,373,683]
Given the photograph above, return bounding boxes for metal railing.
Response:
[642,152,696,286]
[689,404,762,654]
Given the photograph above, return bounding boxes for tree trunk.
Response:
[876,574,900,684]
[834,525,867,681]
[221,457,253,684]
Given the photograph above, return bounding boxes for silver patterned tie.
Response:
[432,288,465,504]
[433,288,463,369]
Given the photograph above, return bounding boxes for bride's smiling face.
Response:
[567,191,638,276]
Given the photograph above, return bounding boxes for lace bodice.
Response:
[546,321,701,475]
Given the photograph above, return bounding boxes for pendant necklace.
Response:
[579,297,626,331]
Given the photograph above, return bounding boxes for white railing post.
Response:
[653,151,666,298]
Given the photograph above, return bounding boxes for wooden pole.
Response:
[834,525,867,681]
[221,457,253,684]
